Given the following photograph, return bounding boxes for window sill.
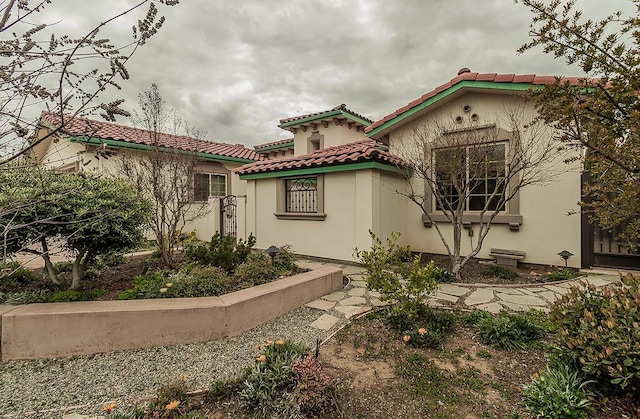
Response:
[422,213,522,231]
[274,212,327,221]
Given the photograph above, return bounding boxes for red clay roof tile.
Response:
[278,104,373,126]
[253,138,294,150]
[365,70,587,134]
[40,111,264,162]
[234,139,407,176]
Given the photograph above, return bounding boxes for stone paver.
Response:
[583,276,616,287]
[544,284,571,295]
[348,287,366,297]
[537,291,560,303]
[306,299,336,311]
[335,305,362,318]
[300,262,623,333]
[310,314,340,330]
[339,296,366,306]
[370,298,388,307]
[322,291,346,301]
[491,287,524,295]
[496,293,547,306]
[464,288,494,306]
[433,292,460,303]
[438,284,471,297]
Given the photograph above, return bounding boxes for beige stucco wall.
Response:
[292,123,367,156]
[35,134,250,242]
[383,90,583,267]
[246,169,408,261]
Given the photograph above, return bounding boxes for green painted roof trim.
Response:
[255,141,294,153]
[70,136,257,164]
[278,109,372,129]
[239,161,408,180]
[366,81,538,138]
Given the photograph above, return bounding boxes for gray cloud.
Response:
[31,0,636,146]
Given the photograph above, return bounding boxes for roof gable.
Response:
[278,104,372,132]
[39,111,264,163]
[365,69,584,138]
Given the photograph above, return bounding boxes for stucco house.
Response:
[33,111,264,241]
[237,70,639,270]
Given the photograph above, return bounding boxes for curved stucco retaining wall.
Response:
[0,263,342,361]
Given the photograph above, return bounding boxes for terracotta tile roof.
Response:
[39,111,264,162]
[279,104,373,126]
[235,139,407,176]
[365,69,585,134]
[254,138,294,150]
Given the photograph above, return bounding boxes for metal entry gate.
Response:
[220,195,237,238]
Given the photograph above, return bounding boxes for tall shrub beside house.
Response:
[0,165,152,289]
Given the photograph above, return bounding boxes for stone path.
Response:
[302,260,622,331]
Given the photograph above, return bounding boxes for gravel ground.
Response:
[0,306,345,418]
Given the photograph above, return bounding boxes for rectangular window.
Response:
[194,173,227,201]
[285,177,318,213]
[435,143,505,211]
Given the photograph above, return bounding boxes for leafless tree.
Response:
[0,0,179,165]
[394,104,569,280]
[119,84,211,266]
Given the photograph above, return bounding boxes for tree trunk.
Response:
[40,237,60,285]
[70,250,85,290]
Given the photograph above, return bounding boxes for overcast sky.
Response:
[39,0,635,147]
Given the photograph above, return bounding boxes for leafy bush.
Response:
[52,260,74,274]
[0,289,51,305]
[273,245,299,276]
[96,251,125,268]
[475,310,549,350]
[484,264,519,280]
[543,267,580,282]
[291,356,336,415]
[49,289,105,302]
[240,339,310,418]
[117,271,169,300]
[0,261,38,291]
[180,265,231,297]
[355,231,438,327]
[185,232,256,273]
[433,265,456,283]
[522,365,594,418]
[402,309,458,348]
[464,309,493,326]
[234,252,275,286]
[550,273,640,391]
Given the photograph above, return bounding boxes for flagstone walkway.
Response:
[302,260,622,332]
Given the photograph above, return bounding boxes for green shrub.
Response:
[273,245,299,276]
[52,260,74,274]
[0,289,51,304]
[550,273,640,391]
[240,339,310,418]
[234,252,275,286]
[484,264,519,280]
[49,289,105,302]
[181,265,231,297]
[543,267,580,282]
[475,310,548,350]
[355,231,438,327]
[0,261,38,291]
[433,265,456,283]
[96,251,125,267]
[464,309,493,326]
[522,365,594,418]
[117,271,169,300]
[402,309,457,348]
[185,232,256,273]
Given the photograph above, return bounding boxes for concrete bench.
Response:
[489,248,525,267]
